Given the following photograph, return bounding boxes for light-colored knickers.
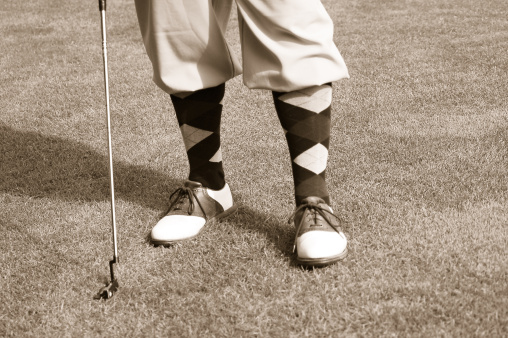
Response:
[134,0,349,94]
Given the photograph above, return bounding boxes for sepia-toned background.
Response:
[1,0,507,336]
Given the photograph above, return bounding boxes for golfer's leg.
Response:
[134,0,242,94]
[134,0,238,243]
[237,0,347,204]
[237,0,348,265]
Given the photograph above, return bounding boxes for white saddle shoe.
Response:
[151,180,237,245]
[291,197,348,267]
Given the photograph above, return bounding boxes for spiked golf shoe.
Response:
[151,180,237,245]
[291,197,348,267]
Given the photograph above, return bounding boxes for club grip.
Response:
[99,0,106,11]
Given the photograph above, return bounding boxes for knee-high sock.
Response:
[273,84,333,205]
[171,83,225,190]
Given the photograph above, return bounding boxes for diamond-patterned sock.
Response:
[273,84,333,206]
[171,83,226,190]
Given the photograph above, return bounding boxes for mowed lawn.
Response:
[1,0,507,336]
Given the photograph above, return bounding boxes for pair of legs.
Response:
[135,0,349,266]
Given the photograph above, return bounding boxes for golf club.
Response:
[94,0,119,300]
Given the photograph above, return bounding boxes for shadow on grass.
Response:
[0,124,293,257]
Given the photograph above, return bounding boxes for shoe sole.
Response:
[295,246,348,267]
[151,204,239,246]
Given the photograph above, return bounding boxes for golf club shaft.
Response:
[100,2,119,266]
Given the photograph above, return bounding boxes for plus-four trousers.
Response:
[134,0,349,94]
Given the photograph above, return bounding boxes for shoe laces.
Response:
[288,201,344,253]
[165,186,208,218]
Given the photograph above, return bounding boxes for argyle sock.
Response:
[273,84,333,206]
[170,83,225,190]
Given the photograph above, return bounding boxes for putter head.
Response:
[94,279,119,300]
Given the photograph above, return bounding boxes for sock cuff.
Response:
[171,83,225,104]
[172,84,225,129]
[272,83,332,100]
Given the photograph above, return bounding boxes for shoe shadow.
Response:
[0,124,293,257]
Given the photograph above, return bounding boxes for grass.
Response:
[1,0,507,336]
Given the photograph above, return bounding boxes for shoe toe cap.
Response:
[297,231,347,259]
[151,215,206,242]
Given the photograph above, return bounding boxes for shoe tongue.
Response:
[184,180,202,189]
[302,196,325,205]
